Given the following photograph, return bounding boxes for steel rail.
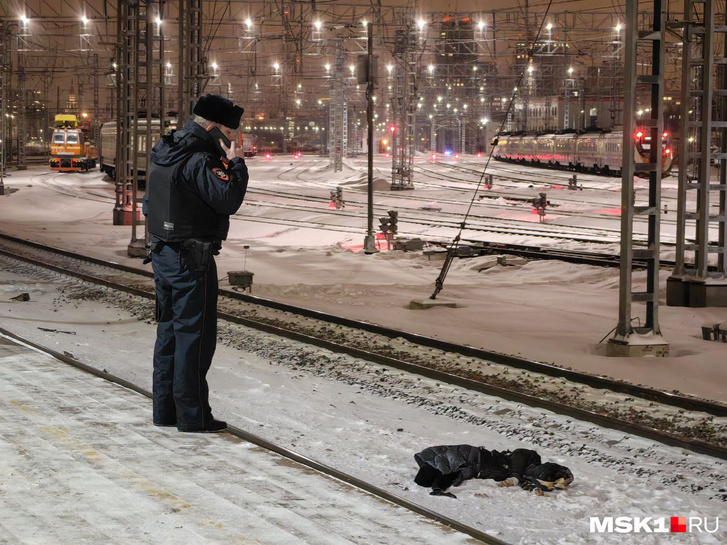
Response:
[0,328,507,545]
[1,238,726,463]
[1,232,725,421]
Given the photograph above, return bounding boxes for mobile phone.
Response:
[207,126,231,156]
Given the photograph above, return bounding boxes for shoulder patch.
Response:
[211,167,230,181]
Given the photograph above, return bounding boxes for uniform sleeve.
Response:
[185,153,248,215]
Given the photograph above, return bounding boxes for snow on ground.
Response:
[0,161,726,543]
[0,259,725,544]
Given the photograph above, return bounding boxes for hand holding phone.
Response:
[219,139,245,161]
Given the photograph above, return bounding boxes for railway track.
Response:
[1,232,725,461]
[0,328,506,545]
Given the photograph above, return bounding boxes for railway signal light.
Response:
[635,130,644,140]
[389,125,397,134]
[379,216,390,234]
[329,187,345,209]
[532,192,549,223]
[387,210,398,234]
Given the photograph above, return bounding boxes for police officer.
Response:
[143,94,248,432]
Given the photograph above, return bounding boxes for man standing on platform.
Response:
[143,94,248,432]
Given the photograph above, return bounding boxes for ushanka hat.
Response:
[193,94,244,129]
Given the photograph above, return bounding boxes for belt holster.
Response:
[182,238,216,272]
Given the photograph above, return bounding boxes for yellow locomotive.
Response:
[50,114,97,172]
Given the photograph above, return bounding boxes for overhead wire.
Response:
[430,0,557,300]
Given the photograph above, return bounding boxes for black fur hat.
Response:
[193,94,244,129]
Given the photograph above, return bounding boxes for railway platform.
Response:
[0,333,478,545]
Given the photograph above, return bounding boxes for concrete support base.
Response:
[409,298,457,310]
[127,239,147,259]
[113,208,142,226]
[606,336,669,357]
[667,276,727,307]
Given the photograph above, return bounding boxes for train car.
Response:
[492,129,673,177]
[238,132,258,157]
[50,114,96,172]
[99,118,176,180]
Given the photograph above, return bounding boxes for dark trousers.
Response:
[151,243,218,430]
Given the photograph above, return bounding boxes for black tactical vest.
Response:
[146,154,222,242]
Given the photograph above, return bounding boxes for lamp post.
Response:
[363,21,378,254]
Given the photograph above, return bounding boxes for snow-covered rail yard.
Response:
[1,160,726,544]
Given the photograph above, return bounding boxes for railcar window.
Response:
[66,133,79,145]
[53,133,65,144]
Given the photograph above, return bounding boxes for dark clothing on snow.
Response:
[143,120,248,431]
[414,445,512,498]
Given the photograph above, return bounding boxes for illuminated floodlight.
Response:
[418,19,426,30]
[245,18,253,28]
[568,67,574,75]
[428,65,434,73]
[615,23,622,32]
[546,23,553,31]
[325,63,331,72]
[81,16,89,25]
[362,19,368,27]
[20,15,29,24]
[437,96,442,102]
[314,20,322,30]
[349,64,355,74]
[478,21,485,31]
[527,65,534,73]
[166,62,172,69]
[387,64,393,73]
[211,62,218,70]
[273,62,280,71]
[481,117,489,124]
[112,62,118,69]
[155,17,162,25]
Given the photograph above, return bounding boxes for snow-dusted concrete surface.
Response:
[0,336,481,545]
[0,162,725,402]
[0,257,724,545]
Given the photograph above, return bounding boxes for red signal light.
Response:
[665,148,671,155]
[635,130,644,139]
[389,125,397,133]
[662,131,668,139]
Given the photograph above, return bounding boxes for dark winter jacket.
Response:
[414,444,511,483]
[144,120,248,242]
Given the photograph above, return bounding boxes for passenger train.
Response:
[492,130,673,177]
[100,119,257,181]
